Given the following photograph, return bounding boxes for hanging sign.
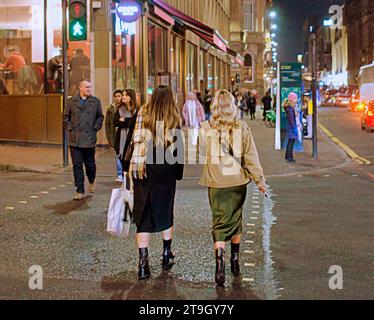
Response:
[116,0,141,23]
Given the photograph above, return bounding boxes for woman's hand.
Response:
[256,181,267,194]
[119,117,125,122]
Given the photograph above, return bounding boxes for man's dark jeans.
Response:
[285,139,296,161]
[70,146,96,194]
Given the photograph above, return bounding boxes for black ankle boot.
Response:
[162,239,175,271]
[215,248,225,287]
[230,243,240,277]
[138,248,151,280]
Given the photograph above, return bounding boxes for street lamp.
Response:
[310,31,318,160]
[269,11,276,18]
[271,24,278,30]
[271,33,276,38]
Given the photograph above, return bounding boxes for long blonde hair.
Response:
[210,90,241,150]
[210,90,241,132]
[143,85,181,145]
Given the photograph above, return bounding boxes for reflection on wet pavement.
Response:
[101,271,259,300]
[44,196,93,215]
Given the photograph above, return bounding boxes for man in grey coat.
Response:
[63,79,104,200]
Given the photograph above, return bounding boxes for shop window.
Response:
[187,43,197,93]
[208,54,214,90]
[244,53,254,83]
[46,0,63,94]
[199,49,207,92]
[171,35,183,96]
[112,1,140,93]
[148,21,167,95]
[0,0,44,95]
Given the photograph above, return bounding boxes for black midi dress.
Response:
[121,114,184,233]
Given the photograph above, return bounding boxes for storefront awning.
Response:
[150,0,228,53]
[150,0,213,37]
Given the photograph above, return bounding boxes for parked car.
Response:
[361,102,374,132]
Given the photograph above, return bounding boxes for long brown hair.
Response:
[143,85,181,146]
[124,89,138,113]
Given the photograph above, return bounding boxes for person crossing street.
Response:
[63,79,104,200]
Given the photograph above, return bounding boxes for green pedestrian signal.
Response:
[69,0,87,41]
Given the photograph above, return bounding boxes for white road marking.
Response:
[247,223,256,227]
[59,185,66,188]
[18,201,28,204]
[251,211,259,214]
[245,240,254,244]
[5,207,15,210]
[50,187,57,190]
[244,250,254,254]
[250,217,258,220]
[246,231,256,235]
[30,196,39,199]
[243,278,255,282]
[41,191,49,194]
[244,263,255,267]
[252,205,260,208]
[66,182,73,185]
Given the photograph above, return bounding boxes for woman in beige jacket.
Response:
[199,89,266,286]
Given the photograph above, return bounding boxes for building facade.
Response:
[344,0,374,85]
[230,0,272,97]
[0,0,238,145]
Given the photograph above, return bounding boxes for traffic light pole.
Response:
[62,0,69,167]
[311,33,318,160]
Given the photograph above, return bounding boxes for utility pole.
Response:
[62,0,69,166]
[311,32,318,160]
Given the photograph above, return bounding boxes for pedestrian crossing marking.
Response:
[59,185,66,188]
[244,263,255,267]
[5,207,15,210]
[19,201,28,204]
[243,278,254,282]
[250,217,258,220]
[50,187,57,190]
[247,223,256,227]
[30,196,39,199]
[244,250,254,254]
[252,205,260,208]
[41,191,49,194]
[247,231,255,235]
[251,211,259,214]
[245,240,254,244]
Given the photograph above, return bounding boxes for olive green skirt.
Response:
[208,184,248,242]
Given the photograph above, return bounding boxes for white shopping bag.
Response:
[106,175,134,239]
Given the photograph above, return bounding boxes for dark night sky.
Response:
[272,0,345,62]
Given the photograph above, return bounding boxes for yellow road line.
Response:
[319,124,372,165]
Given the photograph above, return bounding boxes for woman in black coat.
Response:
[122,85,184,280]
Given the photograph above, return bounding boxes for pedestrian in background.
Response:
[247,91,257,120]
[283,92,299,163]
[113,89,138,182]
[199,89,266,286]
[63,79,104,200]
[261,91,273,121]
[202,89,213,121]
[194,87,203,104]
[105,90,123,182]
[234,90,247,120]
[182,92,205,146]
[123,85,184,280]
